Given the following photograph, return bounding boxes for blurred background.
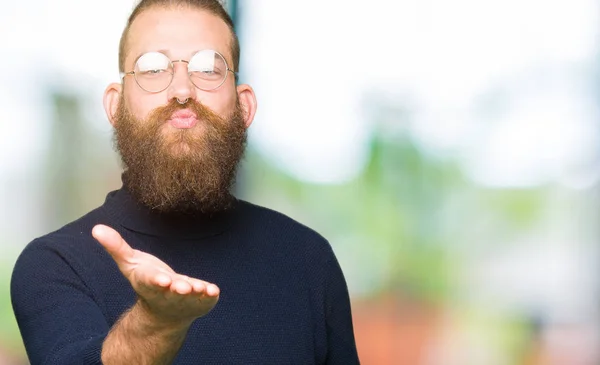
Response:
[1,0,600,364]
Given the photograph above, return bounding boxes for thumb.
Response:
[92,224,135,271]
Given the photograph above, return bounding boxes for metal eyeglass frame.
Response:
[120,50,238,93]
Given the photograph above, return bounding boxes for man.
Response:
[10,0,360,364]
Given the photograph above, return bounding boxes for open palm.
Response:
[92,224,220,324]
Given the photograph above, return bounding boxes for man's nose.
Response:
[167,61,196,103]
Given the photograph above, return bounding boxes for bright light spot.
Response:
[463,93,598,188]
[243,0,599,186]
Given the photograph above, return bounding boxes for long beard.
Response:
[113,97,247,214]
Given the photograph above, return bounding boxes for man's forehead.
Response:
[125,7,233,67]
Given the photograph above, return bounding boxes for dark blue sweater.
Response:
[10,187,360,364]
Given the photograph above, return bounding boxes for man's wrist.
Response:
[133,299,194,335]
[101,300,192,365]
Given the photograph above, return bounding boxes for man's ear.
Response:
[103,82,122,127]
[236,84,257,128]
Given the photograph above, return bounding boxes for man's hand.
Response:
[92,224,219,326]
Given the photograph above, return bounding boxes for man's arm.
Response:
[11,226,219,365]
[91,225,220,365]
[101,301,189,364]
[323,252,361,364]
[11,238,112,365]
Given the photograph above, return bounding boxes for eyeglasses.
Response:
[120,49,237,93]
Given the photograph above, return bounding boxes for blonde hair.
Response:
[118,0,239,73]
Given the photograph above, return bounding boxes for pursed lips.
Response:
[168,109,198,129]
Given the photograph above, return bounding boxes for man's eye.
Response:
[141,69,165,75]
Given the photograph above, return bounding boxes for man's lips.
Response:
[168,109,198,129]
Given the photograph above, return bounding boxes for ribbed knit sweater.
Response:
[10,186,360,364]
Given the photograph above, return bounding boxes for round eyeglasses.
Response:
[120,50,237,93]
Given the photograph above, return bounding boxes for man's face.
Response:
[113,6,248,214]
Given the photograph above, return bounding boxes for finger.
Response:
[180,277,219,297]
[170,279,193,295]
[176,275,208,295]
[187,278,220,297]
[135,267,173,293]
[205,283,220,297]
[190,280,206,294]
[190,280,219,297]
[92,224,135,269]
[153,272,172,288]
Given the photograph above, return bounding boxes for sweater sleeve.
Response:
[10,239,109,365]
[324,252,361,364]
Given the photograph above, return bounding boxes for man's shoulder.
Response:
[235,199,331,247]
[20,205,109,257]
[11,205,114,290]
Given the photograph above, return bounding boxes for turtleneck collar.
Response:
[101,177,237,239]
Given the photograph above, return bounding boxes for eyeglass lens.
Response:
[133,50,229,92]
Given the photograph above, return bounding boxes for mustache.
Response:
[147,98,226,126]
